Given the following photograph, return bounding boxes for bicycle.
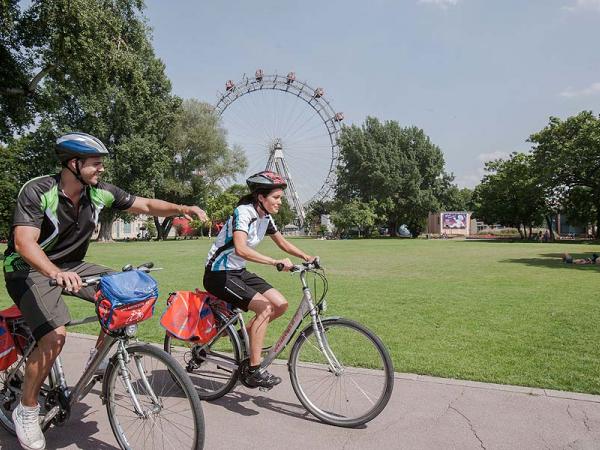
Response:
[0,262,205,449]
[164,258,394,428]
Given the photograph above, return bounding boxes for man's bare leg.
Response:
[22,327,66,406]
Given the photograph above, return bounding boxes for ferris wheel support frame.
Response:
[214,72,343,208]
[265,140,306,227]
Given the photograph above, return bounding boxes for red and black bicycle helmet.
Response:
[246,171,287,192]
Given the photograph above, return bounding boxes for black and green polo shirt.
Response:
[3,174,136,272]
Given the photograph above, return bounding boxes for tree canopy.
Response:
[471,152,545,238]
[151,99,247,239]
[336,117,448,235]
[1,0,186,240]
[330,199,378,237]
[530,111,600,236]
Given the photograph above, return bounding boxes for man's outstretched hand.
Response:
[182,205,208,222]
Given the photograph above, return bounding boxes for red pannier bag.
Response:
[0,306,27,355]
[0,308,18,371]
[160,290,218,343]
[95,270,158,331]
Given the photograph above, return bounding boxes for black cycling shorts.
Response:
[203,268,273,311]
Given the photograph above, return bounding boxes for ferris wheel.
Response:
[214,70,344,227]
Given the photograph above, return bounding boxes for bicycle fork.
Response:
[114,341,162,418]
[309,311,344,375]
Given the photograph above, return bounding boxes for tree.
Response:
[272,197,295,230]
[471,152,545,239]
[0,127,59,238]
[304,200,335,234]
[0,144,20,238]
[188,218,207,237]
[2,0,168,140]
[205,185,247,224]
[530,111,600,237]
[560,186,596,229]
[0,1,38,140]
[336,117,446,236]
[1,0,181,241]
[436,172,473,211]
[145,217,157,239]
[330,199,378,238]
[153,99,247,239]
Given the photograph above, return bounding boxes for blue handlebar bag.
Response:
[96,270,159,331]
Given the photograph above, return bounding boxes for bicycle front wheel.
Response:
[164,324,241,401]
[104,343,205,449]
[289,318,394,427]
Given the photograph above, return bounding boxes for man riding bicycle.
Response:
[203,170,315,389]
[3,132,207,450]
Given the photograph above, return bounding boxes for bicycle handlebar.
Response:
[49,278,99,288]
[276,257,321,273]
[49,262,161,287]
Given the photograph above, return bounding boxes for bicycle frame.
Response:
[259,269,317,367]
[204,265,343,374]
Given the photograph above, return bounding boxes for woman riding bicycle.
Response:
[203,171,315,389]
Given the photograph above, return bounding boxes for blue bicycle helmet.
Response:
[56,132,109,163]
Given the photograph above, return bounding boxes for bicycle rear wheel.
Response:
[164,324,241,401]
[0,331,56,434]
[104,343,204,449]
[289,318,394,427]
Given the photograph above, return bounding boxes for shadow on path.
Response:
[208,387,366,428]
[0,403,118,450]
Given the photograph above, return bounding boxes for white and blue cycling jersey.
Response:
[206,203,278,271]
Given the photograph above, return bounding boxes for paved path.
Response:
[1,333,600,449]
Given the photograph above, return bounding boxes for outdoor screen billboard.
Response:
[442,213,467,229]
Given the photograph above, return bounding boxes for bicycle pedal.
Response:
[258,386,273,392]
[41,405,60,428]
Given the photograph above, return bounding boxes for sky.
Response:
[143,0,600,193]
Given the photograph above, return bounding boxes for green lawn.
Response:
[2,238,600,394]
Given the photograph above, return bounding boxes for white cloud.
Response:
[453,153,511,188]
[560,82,600,98]
[565,0,600,11]
[454,168,486,188]
[564,0,600,11]
[418,0,461,9]
[454,174,481,188]
[477,151,509,162]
